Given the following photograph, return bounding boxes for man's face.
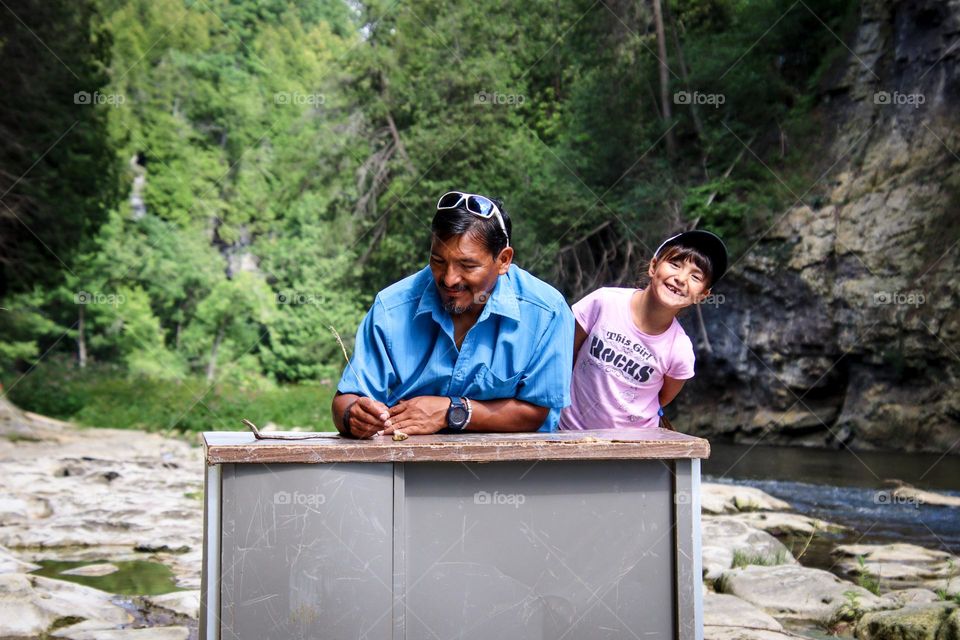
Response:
[430,233,512,315]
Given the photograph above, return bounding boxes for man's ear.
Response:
[496,247,514,275]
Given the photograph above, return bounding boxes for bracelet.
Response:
[341,399,359,438]
[462,397,473,430]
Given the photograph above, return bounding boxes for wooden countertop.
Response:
[202,429,710,464]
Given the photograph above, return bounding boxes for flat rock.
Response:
[709,511,847,536]
[0,573,131,637]
[704,591,794,639]
[855,602,957,640]
[702,517,796,580]
[138,590,200,620]
[717,564,885,622]
[702,483,792,514]
[53,626,191,640]
[0,418,203,591]
[833,543,960,593]
[891,485,960,508]
[0,544,39,574]
[877,588,942,607]
[61,562,119,577]
[706,628,797,640]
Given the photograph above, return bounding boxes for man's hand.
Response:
[345,396,392,439]
[383,396,449,436]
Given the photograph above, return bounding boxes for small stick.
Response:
[329,326,350,364]
[331,325,385,437]
[241,418,331,440]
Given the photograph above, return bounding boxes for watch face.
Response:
[448,406,469,428]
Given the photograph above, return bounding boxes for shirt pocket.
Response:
[468,365,523,401]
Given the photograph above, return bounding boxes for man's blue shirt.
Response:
[337,264,574,431]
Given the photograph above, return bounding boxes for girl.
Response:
[558,230,727,430]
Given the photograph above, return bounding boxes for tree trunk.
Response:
[77,305,87,369]
[670,18,707,170]
[206,323,225,382]
[652,0,677,158]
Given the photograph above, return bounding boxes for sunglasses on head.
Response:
[436,191,510,248]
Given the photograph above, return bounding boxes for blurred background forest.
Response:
[1,0,957,451]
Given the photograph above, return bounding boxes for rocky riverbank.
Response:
[0,400,202,639]
[0,399,957,639]
[700,482,960,639]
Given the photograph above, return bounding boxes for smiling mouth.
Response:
[665,283,684,297]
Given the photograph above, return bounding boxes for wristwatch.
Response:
[447,397,470,431]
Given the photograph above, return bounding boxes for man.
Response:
[333,190,574,437]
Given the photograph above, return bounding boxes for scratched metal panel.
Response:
[200,464,221,640]
[674,459,704,640]
[403,460,675,639]
[220,463,394,640]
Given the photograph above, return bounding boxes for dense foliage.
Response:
[0,0,857,430]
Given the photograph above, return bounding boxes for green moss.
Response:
[856,604,955,640]
[39,616,86,640]
[732,548,790,568]
[1,432,43,443]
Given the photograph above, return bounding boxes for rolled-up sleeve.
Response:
[516,304,575,409]
[336,297,397,402]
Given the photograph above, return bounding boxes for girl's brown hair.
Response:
[637,244,714,289]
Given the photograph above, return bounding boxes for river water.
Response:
[702,442,960,559]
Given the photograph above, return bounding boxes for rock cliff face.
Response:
[676,0,960,452]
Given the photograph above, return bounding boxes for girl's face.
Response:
[647,255,710,310]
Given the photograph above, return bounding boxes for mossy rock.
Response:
[937,609,960,640]
[856,603,957,640]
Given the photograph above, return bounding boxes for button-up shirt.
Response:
[337,264,574,430]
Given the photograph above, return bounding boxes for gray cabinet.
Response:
[201,430,708,640]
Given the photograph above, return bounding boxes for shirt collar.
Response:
[414,266,522,324]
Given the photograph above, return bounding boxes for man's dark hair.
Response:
[431,196,512,257]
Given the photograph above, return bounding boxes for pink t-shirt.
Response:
[559,287,696,430]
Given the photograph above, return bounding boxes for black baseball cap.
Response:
[654,230,728,284]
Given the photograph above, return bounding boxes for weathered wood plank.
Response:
[202,428,710,464]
